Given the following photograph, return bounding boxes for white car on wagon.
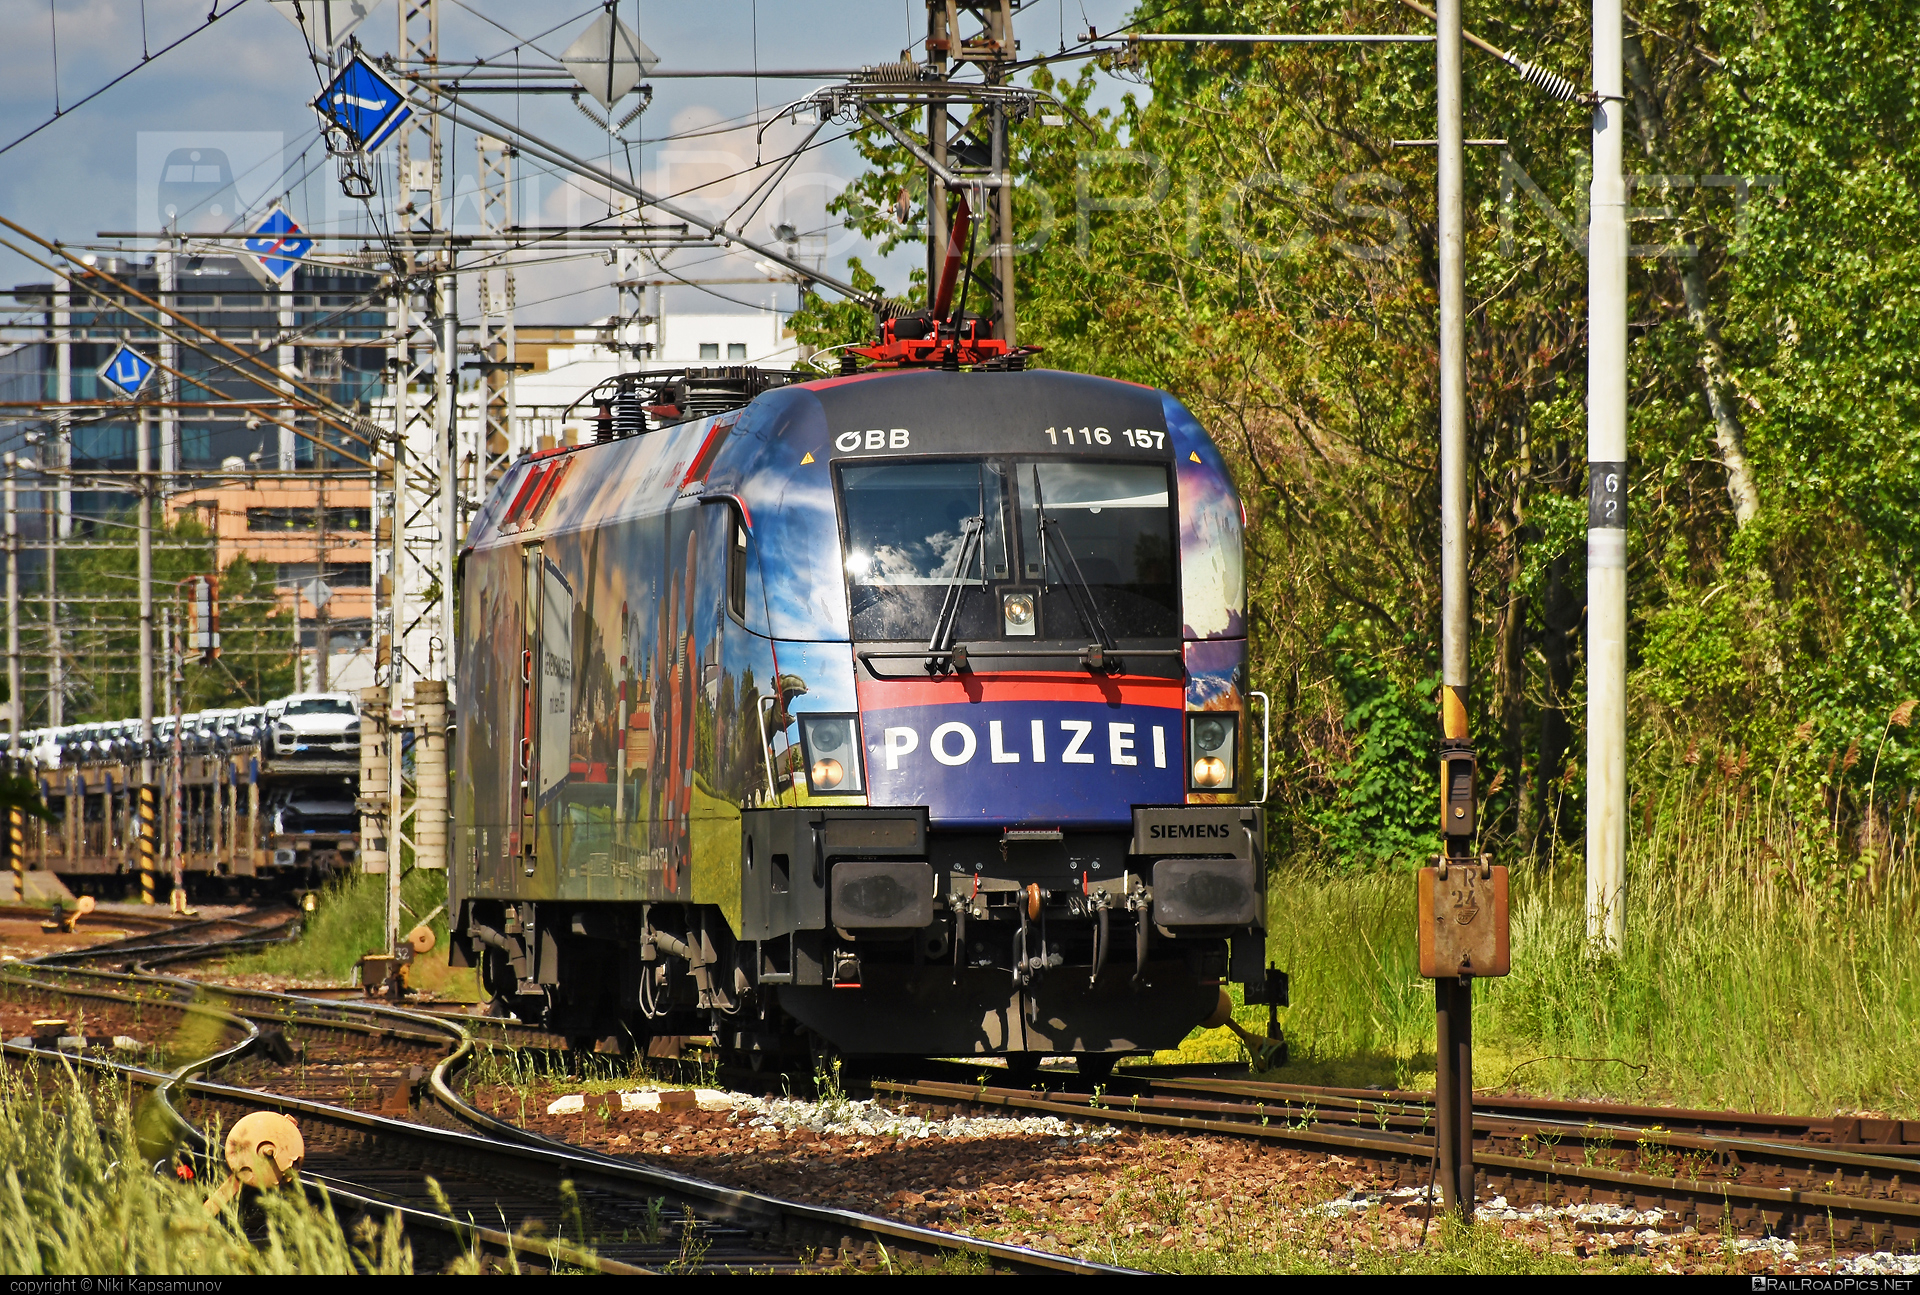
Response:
[265,692,361,759]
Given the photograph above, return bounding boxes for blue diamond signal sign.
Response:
[98,344,156,398]
[241,205,314,287]
[313,55,411,153]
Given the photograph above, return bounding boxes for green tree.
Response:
[16,512,296,726]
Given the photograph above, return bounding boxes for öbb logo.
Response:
[835,428,911,453]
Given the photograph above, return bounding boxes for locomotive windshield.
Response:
[1016,461,1177,638]
[838,457,1177,642]
[841,460,1010,641]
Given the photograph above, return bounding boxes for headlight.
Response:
[799,714,864,795]
[1002,590,1036,637]
[1188,713,1237,792]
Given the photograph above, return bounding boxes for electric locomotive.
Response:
[450,364,1275,1071]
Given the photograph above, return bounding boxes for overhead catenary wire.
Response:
[465,3,607,66]
[36,259,397,368]
[0,234,376,468]
[0,218,379,453]
[444,0,581,66]
[410,85,879,305]
[1394,0,1583,101]
[1,0,254,157]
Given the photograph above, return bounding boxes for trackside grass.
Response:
[224,871,480,999]
[0,1065,412,1274]
[1178,760,1920,1118]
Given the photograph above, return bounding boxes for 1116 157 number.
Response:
[1043,426,1165,449]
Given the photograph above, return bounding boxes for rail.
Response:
[874,1074,1920,1251]
[0,932,1135,1274]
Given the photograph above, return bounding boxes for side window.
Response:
[727,508,749,622]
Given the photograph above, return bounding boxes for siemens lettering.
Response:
[1150,822,1233,839]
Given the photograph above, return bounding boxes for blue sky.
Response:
[1,0,1145,322]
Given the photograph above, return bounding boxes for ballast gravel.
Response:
[487,1078,1913,1275]
[538,1086,1116,1141]
[730,1092,1120,1143]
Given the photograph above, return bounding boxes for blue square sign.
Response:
[242,205,314,287]
[314,55,412,153]
[98,344,156,398]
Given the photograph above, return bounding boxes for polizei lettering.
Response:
[878,720,1168,770]
[1149,822,1232,839]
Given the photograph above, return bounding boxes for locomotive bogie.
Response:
[453,369,1270,1063]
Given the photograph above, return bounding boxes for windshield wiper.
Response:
[926,470,993,668]
[926,515,987,667]
[1032,466,1117,668]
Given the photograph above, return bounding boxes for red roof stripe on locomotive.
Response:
[681,417,737,488]
[498,463,548,529]
[526,457,574,524]
[855,673,1184,709]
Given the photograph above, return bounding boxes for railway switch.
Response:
[203,1111,304,1215]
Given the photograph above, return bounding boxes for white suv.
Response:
[266,692,361,760]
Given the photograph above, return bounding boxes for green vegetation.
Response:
[8,510,294,726]
[224,870,463,992]
[1078,1215,1601,1276]
[1173,754,1920,1115]
[0,1064,410,1274]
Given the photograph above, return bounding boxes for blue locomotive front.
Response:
[451,366,1274,1070]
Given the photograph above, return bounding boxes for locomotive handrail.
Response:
[1251,689,1272,805]
[754,695,780,799]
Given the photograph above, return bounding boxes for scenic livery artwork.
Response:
[451,367,1275,1070]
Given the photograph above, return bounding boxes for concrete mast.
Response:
[1586,0,1628,953]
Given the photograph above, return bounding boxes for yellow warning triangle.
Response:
[1189,451,1202,463]
[801,451,815,464]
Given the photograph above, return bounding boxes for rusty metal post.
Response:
[168,609,188,913]
[5,453,19,771]
[1433,975,1465,1214]
[1432,0,1477,1223]
[247,759,260,875]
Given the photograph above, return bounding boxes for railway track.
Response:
[0,900,196,934]
[0,956,1129,1274]
[30,906,1908,1263]
[1140,1073,1920,1155]
[30,906,303,970]
[871,1071,1920,1253]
